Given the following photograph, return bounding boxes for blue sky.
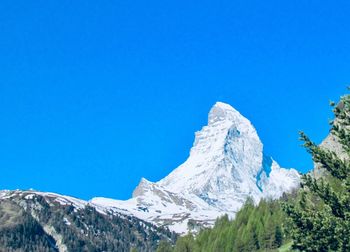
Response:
[0,1,349,200]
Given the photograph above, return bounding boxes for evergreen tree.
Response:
[156,240,173,252]
[173,234,194,252]
[283,93,350,251]
[169,198,287,252]
[274,225,283,248]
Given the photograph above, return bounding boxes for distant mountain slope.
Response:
[0,200,58,252]
[92,102,300,233]
[0,190,176,252]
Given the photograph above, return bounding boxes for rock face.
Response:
[312,101,348,179]
[92,102,300,234]
[312,134,340,179]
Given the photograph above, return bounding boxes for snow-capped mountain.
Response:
[92,102,300,234]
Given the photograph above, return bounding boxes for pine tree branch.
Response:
[300,132,349,180]
[302,175,345,219]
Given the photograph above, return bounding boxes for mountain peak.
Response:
[132,178,153,197]
[92,103,300,234]
[208,102,246,126]
[159,101,264,200]
[213,101,235,110]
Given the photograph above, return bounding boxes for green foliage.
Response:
[274,225,283,248]
[157,240,173,252]
[174,234,195,252]
[168,198,288,252]
[283,93,350,251]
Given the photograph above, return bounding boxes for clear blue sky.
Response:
[0,1,349,200]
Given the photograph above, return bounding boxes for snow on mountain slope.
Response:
[92,182,219,233]
[92,102,300,234]
[159,102,265,209]
[0,190,105,214]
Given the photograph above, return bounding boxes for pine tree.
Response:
[283,93,350,251]
[156,240,173,252]
[274,225,283,248]
[173,234,195,252]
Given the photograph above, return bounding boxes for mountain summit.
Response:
[159,101,264,209]
[208,102,245,124]
[92,102,300,233]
